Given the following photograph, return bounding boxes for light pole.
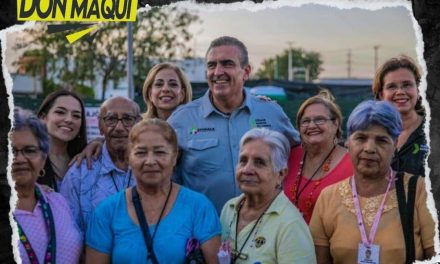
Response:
[127,22,134,99]
[287,41,293,81]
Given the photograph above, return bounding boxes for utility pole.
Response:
[347,49,352,79]
[127,22,134,99]
[287,41,293,81]
[373,45,380,74]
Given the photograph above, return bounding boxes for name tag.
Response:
[358,243,380,264]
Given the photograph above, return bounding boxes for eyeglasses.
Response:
[300,117,335,127]
[101,115,139,127]
[12,146,41,159]
[384,82,416,92]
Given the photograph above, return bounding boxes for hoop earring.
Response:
[39,169,46,177]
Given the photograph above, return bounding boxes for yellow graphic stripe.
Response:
[66,25,97,43]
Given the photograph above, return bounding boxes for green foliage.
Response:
[14,7,200,100]
[256,48,323,81]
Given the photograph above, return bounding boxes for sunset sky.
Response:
[182,1,419,79]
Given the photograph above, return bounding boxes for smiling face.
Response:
[236,139,284,196]
[206,45,251,101]
[379,68,419,116]
[299,103,338,147]
[129,129,177,187]
[11,128,46,188]
[99,98,139,154]
[149,68,185,117]
[348,125,396,179]
[40,95,82,144]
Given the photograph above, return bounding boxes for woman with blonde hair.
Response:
[142,63,193,120]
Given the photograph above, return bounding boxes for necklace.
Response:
[291,145,336,208]
[232,193,278,263]
[132,182,173,263]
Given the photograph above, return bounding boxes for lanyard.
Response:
[15,186,57,264]
[351,171,394,246]
[111,170,132,192]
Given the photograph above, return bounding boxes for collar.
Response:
[100,143,128,175]
[201,89,253,118]
[228,192,286,216]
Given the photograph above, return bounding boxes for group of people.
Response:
[10,36,434,264]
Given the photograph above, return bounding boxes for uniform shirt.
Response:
[86,186,221,264]
[392,119,428,176]
[220,192,316,264]
[14,184,82,264]
[60,143,135,232]
[168,89,299,212]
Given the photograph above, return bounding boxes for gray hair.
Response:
[100,96,141,117]
[239,128,290,173]
[206,36,249,68]
[13,107,49,155]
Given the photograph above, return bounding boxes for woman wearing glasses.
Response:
[372,55,427,176]
[283,90,353,223]
[37,90,87,191]
[12,108,82,264]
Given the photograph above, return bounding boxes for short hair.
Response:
[206,36,249,68]
[129,118,178,153]
[37,90,87,158]
[296,89,343,139]
[239,128,290,173]
[13,107,49,155]
[347,100,402,140]
[372,55,424,116]
[142,63,193,119]
[100,96,141,117]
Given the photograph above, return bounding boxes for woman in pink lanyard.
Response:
[11,108,82,264]
[309,100,435,264]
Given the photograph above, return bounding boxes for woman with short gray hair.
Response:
[220,128,316,263]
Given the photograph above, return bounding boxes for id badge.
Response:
[357,243,380,264]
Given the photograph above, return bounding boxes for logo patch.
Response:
[254,236,266,248]
[189,126,215,135]
[250,118,271,128]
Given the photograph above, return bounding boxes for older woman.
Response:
[220,128,315,263]
[37,89,87,191]
[310,100,435,264]
[86,119,220,263]
[11,108,82,264]
[372,55,427,176]
[284,89,353,223]
[72,63,192,166]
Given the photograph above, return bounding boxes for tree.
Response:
[14,6,199,99]
[256,48,323,81]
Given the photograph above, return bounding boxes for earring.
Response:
[275,183,283,190]
[39,169,46,177]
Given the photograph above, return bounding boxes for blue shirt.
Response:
[60,143,135,232]
[86,186,221,264]
[168,89,300,213]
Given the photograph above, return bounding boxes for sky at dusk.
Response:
[5,1,419,80]
[182,1,418,79]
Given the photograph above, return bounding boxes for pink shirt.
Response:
[14,184,82,264]
[284,146,353,224]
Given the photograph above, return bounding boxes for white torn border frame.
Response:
[0,0,438,263]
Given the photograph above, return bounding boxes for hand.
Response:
[69,138,104,169]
